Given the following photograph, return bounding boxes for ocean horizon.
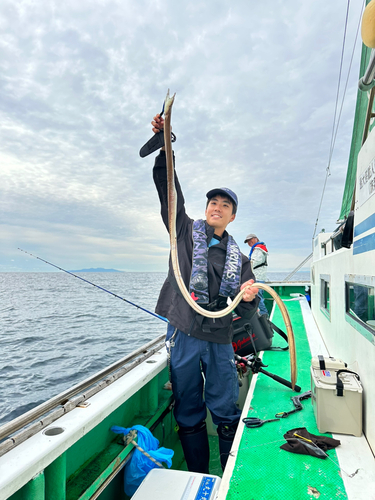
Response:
[0,270,310,426]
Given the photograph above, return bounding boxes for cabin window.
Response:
[345,282,375,328]
[320,275,330,319]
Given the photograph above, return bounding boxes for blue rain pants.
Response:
[166,323,242,429]
[257,280,268,316]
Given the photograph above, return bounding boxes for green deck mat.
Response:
[227,298,348,500]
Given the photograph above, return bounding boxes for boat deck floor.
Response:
[219,296,375,500]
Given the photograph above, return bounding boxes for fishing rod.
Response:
[18,248,168,323]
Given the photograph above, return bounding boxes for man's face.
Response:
[247,238,257,247]
[205,195,236,234]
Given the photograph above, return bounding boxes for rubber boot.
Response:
[178,422,210,473]
[218,423,238,471]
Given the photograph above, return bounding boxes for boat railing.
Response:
[321,234,335,255]
[320,223,347,255]
[0,333,166,456]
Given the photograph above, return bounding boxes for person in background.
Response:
[244,234,269,316]
[305,285,311,308]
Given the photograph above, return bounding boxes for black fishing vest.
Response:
[167,219,242,312]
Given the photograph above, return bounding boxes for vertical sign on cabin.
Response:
[358,156,375,207]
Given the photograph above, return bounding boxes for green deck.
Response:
[4,294,351,500]
[227,297,348,500]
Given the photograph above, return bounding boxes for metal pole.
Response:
[359,49,375,91]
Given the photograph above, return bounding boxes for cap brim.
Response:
[206,188,237,206]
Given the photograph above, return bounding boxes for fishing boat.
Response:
[2,2,375,499]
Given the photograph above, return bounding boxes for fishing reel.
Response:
[234,353,301,392]
[235,353,269,386]
[235,353,268,375]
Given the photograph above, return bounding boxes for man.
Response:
[151,114,259,473]
[244,234,269,316]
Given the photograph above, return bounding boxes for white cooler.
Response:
[311,356,363,437]
[132,469,221,500]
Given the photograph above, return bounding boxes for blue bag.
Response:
[111,425,174,497]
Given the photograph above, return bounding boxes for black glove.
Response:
[280,427,340,458]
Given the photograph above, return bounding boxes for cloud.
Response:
[0,0,366,272]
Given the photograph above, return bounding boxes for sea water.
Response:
[0,271,309,426]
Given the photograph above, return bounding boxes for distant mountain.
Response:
[69,268,123,273]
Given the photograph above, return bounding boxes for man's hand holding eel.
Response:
[240,280,259,302]
[151,114,164,133]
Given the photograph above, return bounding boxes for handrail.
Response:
[320,218,349,248]
[320,236,333,247]
[0,334,166,443]
[321,228,343,247]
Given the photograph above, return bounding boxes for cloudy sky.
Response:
[1,0,366,273]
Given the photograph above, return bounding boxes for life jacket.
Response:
[249,242,268,269]
[189,219,242,304]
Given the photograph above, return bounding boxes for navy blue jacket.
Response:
[153,150,258,344]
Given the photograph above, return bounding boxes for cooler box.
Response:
[132,468,221,500]
[311,357,363,437]
[311,355,347,371]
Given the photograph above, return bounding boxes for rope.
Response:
[124,430,164,469]
[329,0,365,163]
[312,0,365,238]
[328,0,351,173]
[282,253,313,282]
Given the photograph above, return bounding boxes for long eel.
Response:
[163,90,297,390]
